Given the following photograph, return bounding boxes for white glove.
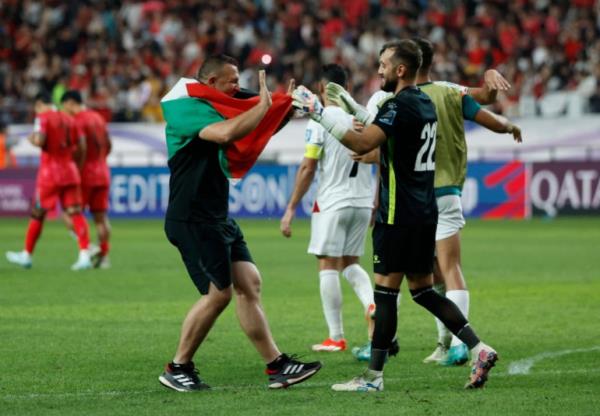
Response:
[325,82,374,125]
[292,85,348,141]
[292,86,324,121]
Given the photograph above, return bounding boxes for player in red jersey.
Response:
[61,91,112,268]
[5,92,92,270]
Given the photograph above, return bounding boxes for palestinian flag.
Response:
[161,77,292,179]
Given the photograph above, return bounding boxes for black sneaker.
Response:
[159,362,210,392]
[266,354,322,389]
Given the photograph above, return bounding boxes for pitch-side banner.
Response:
[530,162,600,217]
[2,162,598,218]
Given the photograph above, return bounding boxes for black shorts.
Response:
[165,218,253,294]
[372,222,436,275]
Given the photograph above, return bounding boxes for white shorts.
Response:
[436,194,466,241]
[308,206,371,257]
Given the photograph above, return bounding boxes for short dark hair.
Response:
[34,91,52,104]
[413,37,434,73]
[320,64,348,88]
[380,39,422,79]
[61,90,83,104]
[197,54,239,81]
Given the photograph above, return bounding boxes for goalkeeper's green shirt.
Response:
[418,82,481,196]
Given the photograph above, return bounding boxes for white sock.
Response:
[319,269,343,340]
[446,290,470,347]
[432,283,451,346]
[470,342,494,357]
[342,264,374,312]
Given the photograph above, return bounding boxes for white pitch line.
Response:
[507,346,600,375]
[3,367,600,401]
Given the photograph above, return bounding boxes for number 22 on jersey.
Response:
[414,121,437,172]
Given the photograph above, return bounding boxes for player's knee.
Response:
[235,272,262,301]
[209,286,233,311]
[66,205,82,215]
[30,207,47,220]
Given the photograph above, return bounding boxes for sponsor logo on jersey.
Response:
[379,110,396,126]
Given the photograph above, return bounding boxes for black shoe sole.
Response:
[268,363,322,389]
[158,375,210,392]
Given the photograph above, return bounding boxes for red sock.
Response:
[24,218,44,254]
[71,213,90,250]
[100,241,110,256]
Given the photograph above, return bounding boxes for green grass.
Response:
[1,217,599,415]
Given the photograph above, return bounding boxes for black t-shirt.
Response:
[372,86,438,226]
[166,138,229,222]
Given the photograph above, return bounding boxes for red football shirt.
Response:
[34,110,81,187]
[75,109,111,186]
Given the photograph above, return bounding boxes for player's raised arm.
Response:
[198,70,272,144]
[468,69,511,105]
[292,86,386,155]
[325,82,374,125]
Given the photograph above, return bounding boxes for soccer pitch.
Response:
[1,217,599,415]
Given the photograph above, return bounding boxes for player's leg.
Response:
[61,184,92,270]
[160,282,232,392]
[88,185,111,268]
[423,263,452,363]
[341,208,375,319]
[341,207,380,359]
[436,233,470,364]
[6,185,53,268]
[430,194,469,365]
[231,260,280,362]
[407,273,498,389]
[6,205,47,268]
[308,210,347,351]
[332,271,401,392]
[312,255,347,351]
[91,211,111,268]
[160,220,234,392]
[229,219,321,388]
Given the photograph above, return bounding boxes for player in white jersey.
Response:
[281,64,376,353]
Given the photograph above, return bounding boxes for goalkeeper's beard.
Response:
[381,76,398,93]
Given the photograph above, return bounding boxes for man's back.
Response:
[306,106,373,212]
[372,86,438,226]
[75,109,111,186]
[418,82,474,191]
[35,110,80,186]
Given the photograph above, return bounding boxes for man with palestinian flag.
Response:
[158,55,322,392]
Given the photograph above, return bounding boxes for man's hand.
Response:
[508,123,522,143]
[292,86,324,121]
[483,69,511,92]
[258,69,272,108]
[352,118,365,132]
[280,207,295,238]
[325,82,373,125]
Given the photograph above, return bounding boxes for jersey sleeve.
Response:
[366,91,394,117]
[304,119,325,160]
[461,94,482,121]
[163,98,225,138]
[372,99,401,138]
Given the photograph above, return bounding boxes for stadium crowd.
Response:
[1,0,600,124]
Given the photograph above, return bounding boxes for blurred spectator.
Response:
[0,0,598,124]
